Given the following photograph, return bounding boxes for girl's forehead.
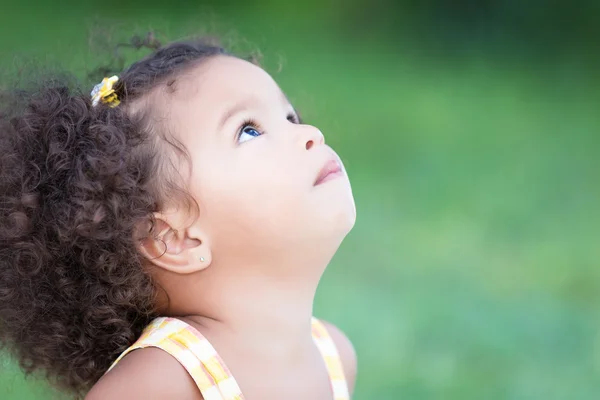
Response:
[187,56,283,104]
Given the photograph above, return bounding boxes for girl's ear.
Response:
[137,213,212,274]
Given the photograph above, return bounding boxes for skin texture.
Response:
[86,56,356,399]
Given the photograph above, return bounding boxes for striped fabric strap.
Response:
[311,318,351,400]
[107,317,244,400]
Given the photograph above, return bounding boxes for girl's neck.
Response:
[177,269,320,360]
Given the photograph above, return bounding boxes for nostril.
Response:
[305,140,314,150]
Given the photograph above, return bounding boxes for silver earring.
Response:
[199,257,205,262]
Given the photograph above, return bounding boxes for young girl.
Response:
[0,38,356,399]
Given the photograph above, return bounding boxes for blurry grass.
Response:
[1,2,599,399]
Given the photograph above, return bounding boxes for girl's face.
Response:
[163,56,355,270]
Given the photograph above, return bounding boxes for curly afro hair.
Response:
[0,38,228,397]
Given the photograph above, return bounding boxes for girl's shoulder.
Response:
[86,346,204,399]
[87,317,209,399]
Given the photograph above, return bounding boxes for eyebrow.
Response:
[217,98,256,131]
[217,91,300,131]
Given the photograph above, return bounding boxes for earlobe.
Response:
[193,253,212,270]
[137,213,212,275]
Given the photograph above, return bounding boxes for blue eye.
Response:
[237,121,263,144]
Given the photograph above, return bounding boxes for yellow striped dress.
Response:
[107,317,350,400]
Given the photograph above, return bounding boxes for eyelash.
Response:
[236,118,263,140]
[235,113,301,142]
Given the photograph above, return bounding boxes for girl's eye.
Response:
[237,122,263,144]
[287,113,300,124]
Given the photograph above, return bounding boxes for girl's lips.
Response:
[314,159,343,186]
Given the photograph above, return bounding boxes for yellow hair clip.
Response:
[90,75,120,108]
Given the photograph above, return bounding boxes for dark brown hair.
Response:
[0,38,228,397]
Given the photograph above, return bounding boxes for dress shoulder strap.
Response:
[311,318,351,400]
[107,317,244,400]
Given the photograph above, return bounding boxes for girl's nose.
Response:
[301,125,325,150]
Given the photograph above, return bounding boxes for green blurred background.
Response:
[1,0,599,399]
